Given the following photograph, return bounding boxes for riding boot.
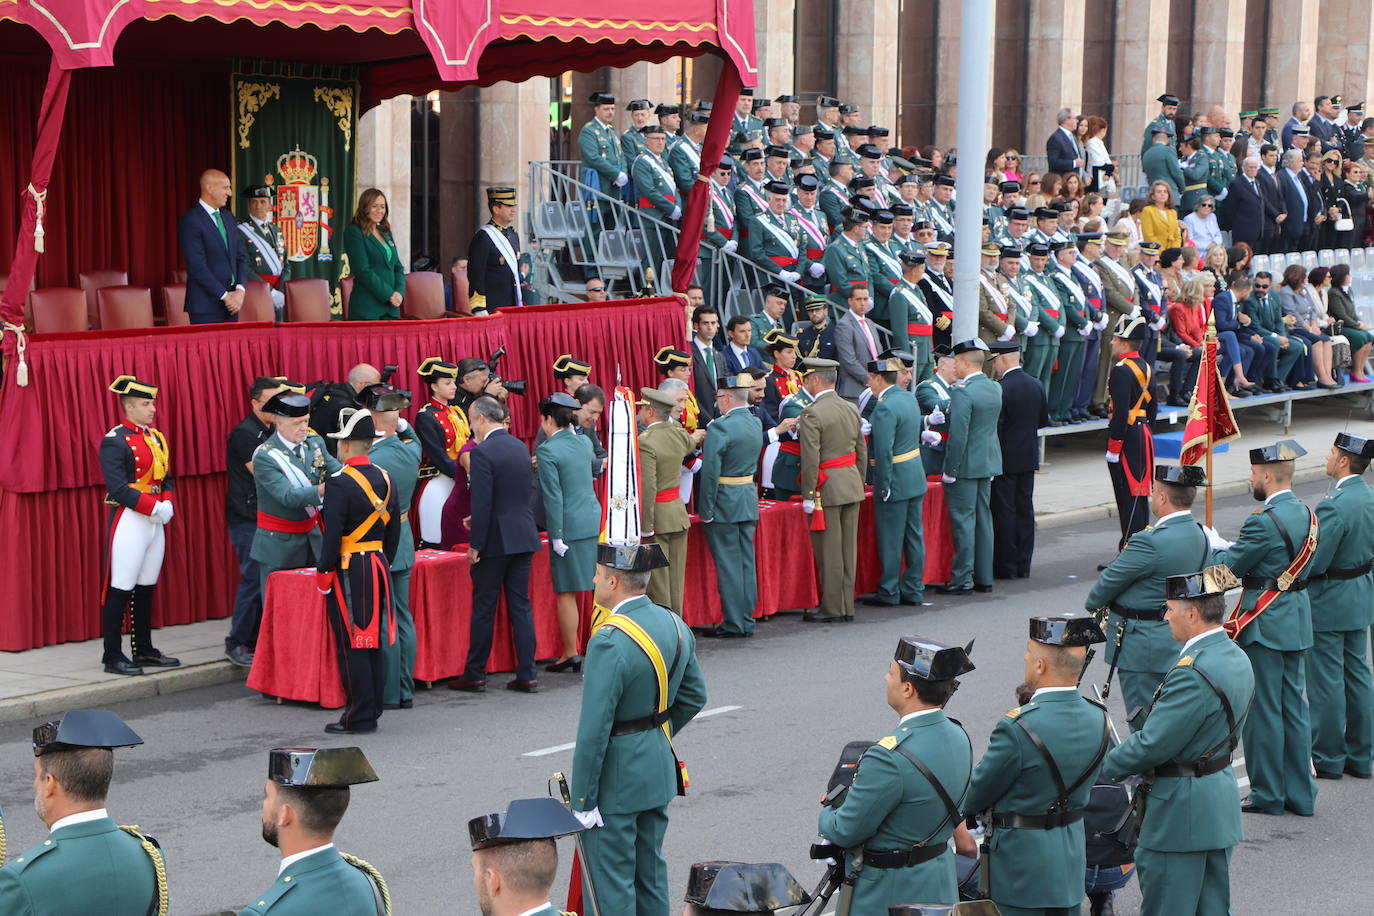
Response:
[130,584,156,660]
[101,587,133,665]
[1088,891,1115,916]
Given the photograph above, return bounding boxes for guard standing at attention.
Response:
[99,376,180,676]
[698,374,764,638]
[864,355,927,607]
[1086,465,1213,724]
[317,409,401,735]
[939,340,1003,595]
[817,637,975,910]
[1105,314,1155,548]
[469,798,587,916]
[243,746,389,915]
[964,616,1109,916]
[467,186,524,312]
[414,357,470,548]
[1306,433,1374,779]
[798,357,867,621]
[0,711,167,916]
[571,542,707,916]
[1211,439,1319,816]
[915,344,954,477]
[1100,570,1255,916]
[637,388,696,616]
[1141,93,1180,155]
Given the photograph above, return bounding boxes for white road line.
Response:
[521,705,743,757]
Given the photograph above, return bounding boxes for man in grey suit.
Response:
[832,282,884,403]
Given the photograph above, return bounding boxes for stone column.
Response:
[1266,1,1321,110]
[357,95,412,268]
[755,0,797,96]
[611,61,681,114]
[932,0,963,146]
[476,77,553,231]
[1317,0,1374,105]
[1023,0,1086,151]
[835,0,899,130]
[1110,0,1171,152]
[1191,0,1248,117]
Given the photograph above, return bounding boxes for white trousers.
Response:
[417,473,454,544]
[109,508,165,590]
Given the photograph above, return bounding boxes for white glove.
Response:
[1054,325,1066,339]
[1202,525,1234,551]
[551,538,569,557]
[1129,306,1142,320]
[1024,321,1040,338]
[860,419,872,436]
[1079,325,1094,338]
[816,836,838,867]
[927,407,946,426]
[1152,317,1166,331]
[723,239,738,253]
[1094,315,1109,330]
[574,808,604,829]
[396,416,411,433]
[614,172,628,188]
[998,326,1016,341]
[921,429,941,446]
[941,473,956,484]
[808,262,826,279]
[670,206,682,221]
[779,270,801,283]
[882,489,891,503]
[150,501,174,525]
[1105,450,1120,463]
[802,499,816,514]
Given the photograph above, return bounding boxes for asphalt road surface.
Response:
[0,479,1367,915]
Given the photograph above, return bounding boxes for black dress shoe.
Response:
[1240,800,1280,815]
[935,584,974,595]
[133,651,180,668]
[802,612,842,623]
[104,659,144,676]
[860,597,901,607]
[382,699,414,710]
[973,585,993,593]
[448,677,487,692]
[506,679,540,693]
[225,645,254,668]
[325,721,377,735]
[1087,891,1115,916]
[544,655,584,673]
[1314,770,1343,780]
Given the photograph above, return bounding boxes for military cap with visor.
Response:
[1029,615,1106,647]
[469,797,585,850]
[1250,438,1307,463]
[268,746,379,786]
[894,636,976,681]
[638,387,678,411]
[33,710,143,756]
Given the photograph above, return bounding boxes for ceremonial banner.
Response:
[1180,335,1241,465]
[232,64,358,314]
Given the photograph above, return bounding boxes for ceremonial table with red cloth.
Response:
[247,486,950,707]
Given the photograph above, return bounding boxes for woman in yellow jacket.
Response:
[1139,180,1185,249]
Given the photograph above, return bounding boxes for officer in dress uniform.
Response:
[798,357,867,621]
[571,542,707,916]
[1210,439,1320,816]
[1101,569,1255,916]
[1104,315,1155,548]
[1086,465,1213,724]
[632,124,680,273]
[939,340,1003,595]
[1141,93,1180,155]
[621,98,653,163]
[749,181,812,285]
[0,711,166,916]
[1047,241,1091,423]
[316,410,400,734]
[915,344,955,477]
[683,861,811,915]
[823,205,872,308]
[467,187,524,313]
[637,388,696,616]
[414,357,470,549]
[579,91,627,207]
[1093,233,1140,411]
[796,294,838,360]
[99,376,179,676]
[790,173,830,289]
[242,746,389,915]
[1020,242,1063,395]
[818,637,975,910]
[919,241,956,352]
[864,355,927,607]
[670,110,710,198]
[238,185,291,314]
[469,798,585,916]
[698,374,764,638]
[1307,433,1374,779]
[733,148,770,260]
[964,616,1109,916]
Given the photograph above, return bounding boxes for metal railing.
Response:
[1013,153,1143,196]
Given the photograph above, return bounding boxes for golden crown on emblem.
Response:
[277,147,319,185]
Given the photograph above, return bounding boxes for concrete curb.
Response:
[0,660,247,726]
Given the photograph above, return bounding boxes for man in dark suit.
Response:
[988,341,1048,579]
[1277,150,1317,252]
[720,315,766,374]
[1255,144,1288,253]
[1220,156,1280,252]
[690,305,728,420]
[449,396,541,693]
[177,169,253,324]
[1045,109,1083,176]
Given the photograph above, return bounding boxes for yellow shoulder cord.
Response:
[118,826,169,916]
[148,428,170,482]
[340,851,393,916]
[0,806,7,863]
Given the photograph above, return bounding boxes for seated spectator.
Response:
[1077,192,1106,231]
[1203,243,1230,294]
[1140,181,1183,248]
[1278,264,1338,388]
[1328,264,1373,380]
[1062,171,1085,200]
[1003,149,1024,182]
[585,278,609,301]
[1184,197,1223,252]
[1111,198,1146,257]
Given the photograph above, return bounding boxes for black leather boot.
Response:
[101,587,142,675]
[130,585,179,668]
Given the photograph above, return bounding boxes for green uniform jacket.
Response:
[1307,475,1374,631]
[823,234,871,308]
[869,387,927,502]
[639,421,695,535]
[706,181,737,249]
[367,427,421,571]
[733,177,769,258]
[698,406,763,523]
[579,118,625,188]
[668,138,702,197]
[239,847,377,916]
[915,375,952,477]
[945,373,1002,479]
[1052,268,1092,333]
[799,390,867,504]
[1141,143,1185,202]
[819,181,848,235]
[1102,630,1255,852]
[865,237,904,326]
[748,209,811,278]
[572,595,708,813]
[632,151,679,221]
[963,690,1108,910]
[621,127,647,167]
[1207,146,1236,194]
[1022,270,1064,336]
[770,389,813,493]
[1179,151,1212,213]
[1086,512,1212,672]
[342,225,405,321]
[1141,113,1177,156]
[748,312,785,357]
[0,816,158,916]
[1214,490,1316,651]
[536,428,600,542]
[250,432,342,568]
[818,710,972,910]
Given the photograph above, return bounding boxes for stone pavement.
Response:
[0,393,1368,723]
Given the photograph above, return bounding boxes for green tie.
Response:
[212,209,234,283]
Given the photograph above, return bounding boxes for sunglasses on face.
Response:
[1006,155,1019,161]
[587,286,605,293]
[1254,284,1270,290]
[1197,203,1213,209]
[1326,158,1340,165]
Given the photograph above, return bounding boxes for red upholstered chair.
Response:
[161,284,189,326]
[401,271,449,319]
[239,278,277,323]
[79,269,129,330]
[449,262,472,316]
[29,287,89,333]
[339,276,354,320]
[285,278,332,322]
[97,286,155,330]
[8,272,39,330]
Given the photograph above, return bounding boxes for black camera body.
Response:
[487,347,526,396]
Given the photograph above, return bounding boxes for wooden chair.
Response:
[339,276,354,320]
[284,278,332,322]
[97,286,155,329]
[449,262,472,316]
[401,271,450,319]
[239,278,277,323]
[29,287,88,333]
[161,284,190,326]
[79,269,129,330]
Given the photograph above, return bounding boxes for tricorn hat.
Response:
[1156,464,1209,487]
[263,391,311,417]
[684,861,811,911]
[894,636,975,681]
[268,746,379,787]
[1249,439,1306,464]
[109,375,158,399]
[1029,615,1106,647]
[330,408,378,441]
[417,357,459,380]
[1334,432,1374,459]
[552,354,592,378]
[597,542,670,572]
[1165,565,1240,600]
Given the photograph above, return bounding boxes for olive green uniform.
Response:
[869,386,927,604]
[1021,268,1063,390]
[368,426,421,706]
[0,816,160,916]
[767,388,813,497]
[251,432,341,592]
[698,406,764,635]
[800,389,867,618]
[1092,254,1138,407]
[915,374,952,477]
[944,372,1003,589]
[240,847,380,915]
[536,428,601,593]
[638,420,696,614]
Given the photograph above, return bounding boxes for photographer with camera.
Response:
[454,352,526,416]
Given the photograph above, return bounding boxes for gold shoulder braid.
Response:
[119,826,169,916]
[0,805,7,863]
[341,851,393,915]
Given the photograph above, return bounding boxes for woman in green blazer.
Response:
[1328,264,1372,381]
[343,188,405,320]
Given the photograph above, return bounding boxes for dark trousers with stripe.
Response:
[326,552,391,731]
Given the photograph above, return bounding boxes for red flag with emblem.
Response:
[1180,335,1240,466]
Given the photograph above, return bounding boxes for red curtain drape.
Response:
[670,59,743,292]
